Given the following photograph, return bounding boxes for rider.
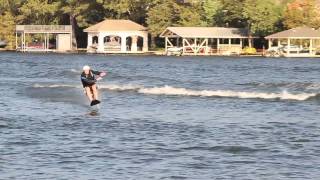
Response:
[81,65,106,106]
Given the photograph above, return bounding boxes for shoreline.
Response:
[1,48,320,58]
[0,48,265,57]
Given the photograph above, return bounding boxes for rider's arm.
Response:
[92,70,107,78]
[91,70,102,76]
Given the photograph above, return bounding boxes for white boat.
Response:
[0,40,7,48]
[281,45,303,53]
[166,47,183,56]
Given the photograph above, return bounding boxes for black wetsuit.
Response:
[80,70,101,88]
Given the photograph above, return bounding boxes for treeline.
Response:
[1,0,320,49]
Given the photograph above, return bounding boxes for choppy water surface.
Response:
[1,52,320,179]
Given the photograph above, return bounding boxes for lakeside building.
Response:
[84,19,148,54]
[15,25,72,52]
[160,27,253,56]
[265,27,320,57]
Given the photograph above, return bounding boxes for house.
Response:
[265,27,320,57]
[160,27,252,55]
[84,19,148,53]
[15,25,73,52]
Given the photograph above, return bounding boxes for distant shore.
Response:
[2,48,320,58]
[0,49,261,57]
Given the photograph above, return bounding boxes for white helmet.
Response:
[83,65,90,71]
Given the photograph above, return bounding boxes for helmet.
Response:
[83,65,90,71]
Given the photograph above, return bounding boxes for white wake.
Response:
[138,85,315,101]
[33,84,317,101]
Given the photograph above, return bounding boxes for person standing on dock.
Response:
[80,65,106,106]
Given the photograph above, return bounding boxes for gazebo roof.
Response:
[84,19,147,32]
[160,27,249,38]
[265,27,320,39]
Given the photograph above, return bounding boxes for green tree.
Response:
[58,0,92,49]
[0,0,306,50]
[17,0,59,24]
[102,0,132,19]
[0,0,23,49]
[0,12,16,49]
[178,5,203,26]
[102,0,160,24]
[243,0,282,36]
[0,0,21,15]
[202,0,222,26]
[147,0,180,48]
[147,0,205,47]
[217,0,246,27]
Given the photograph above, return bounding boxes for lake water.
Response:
[1,52,320,179]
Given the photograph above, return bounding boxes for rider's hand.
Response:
[96,77,102,81]
[100,72,107,77]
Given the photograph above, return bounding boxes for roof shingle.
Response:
[265,27,320,39]
[84,19,147,32]
[160,27,249,38]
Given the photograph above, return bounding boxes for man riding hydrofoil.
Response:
[80,65,106,106]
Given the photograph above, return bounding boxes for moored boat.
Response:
[0,40,7,48]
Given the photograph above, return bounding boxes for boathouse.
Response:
[84,19,148,53]
[160,27,251,55]
[265,27,320,57]
[15,25,73,52]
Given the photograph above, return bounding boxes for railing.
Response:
[16,25,72,32]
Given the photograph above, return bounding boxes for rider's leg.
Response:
[84,86,93,102]
[91,84,99,101]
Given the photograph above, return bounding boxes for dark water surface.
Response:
[1,52,320,179]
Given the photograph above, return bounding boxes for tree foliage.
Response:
[16,0,58,25]
[0,11,16,49]
[178,5,203,26]
[0,0,319,49]
[146,0,180,37]
[243,0,282,36]
[283,0,320,29]
[202,0,223,26]
[102,0,161,24]
[147,0,203,36]
[218,0,246,27]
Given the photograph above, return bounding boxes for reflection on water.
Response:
[88,110,100,116]
[87,106,100,116]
